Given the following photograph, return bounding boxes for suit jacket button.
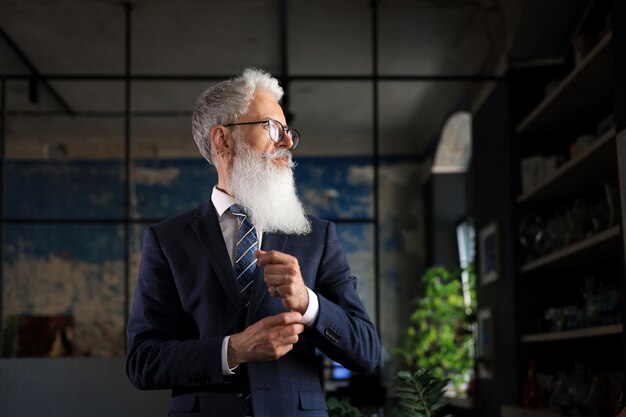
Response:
[325,328,338,342]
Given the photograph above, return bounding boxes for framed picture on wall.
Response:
[479,221,499,285]
[477,308,495,379]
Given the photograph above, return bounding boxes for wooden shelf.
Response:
[521,323,623,343]
[516,32,614,136]
[517,127,617,204]
[520,225,621,273]
[502,405,562,417]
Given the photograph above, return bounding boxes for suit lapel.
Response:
[191,201,245,320]
[247,232,289,322]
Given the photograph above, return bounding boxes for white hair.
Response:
[191,68,284,164]
[229,135,311,235]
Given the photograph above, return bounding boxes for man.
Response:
[126,68,380,417]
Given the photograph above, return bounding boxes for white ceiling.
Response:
[0,0,587,159]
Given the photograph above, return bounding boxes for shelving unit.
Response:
[519,225,621,273]
[515,31,613,136]
[521,323,623,343]
[502,405,561,417]
[517,127,617,205]
[503,403,626,417]
[489,5,625,415]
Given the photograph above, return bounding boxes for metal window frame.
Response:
[0,0,505,359]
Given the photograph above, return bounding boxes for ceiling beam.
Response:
[0,26,76,116]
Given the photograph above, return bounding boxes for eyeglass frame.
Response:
[223,119,300,151]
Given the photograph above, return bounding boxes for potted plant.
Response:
[395,265,476,397]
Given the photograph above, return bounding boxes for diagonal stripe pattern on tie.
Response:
[229,204,259,308]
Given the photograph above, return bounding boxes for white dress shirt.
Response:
[211,187,319,375]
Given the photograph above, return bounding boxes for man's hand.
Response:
[255,250,309,313]
[228,312,304,368]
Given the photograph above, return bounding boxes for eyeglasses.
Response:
[224,119,300,151]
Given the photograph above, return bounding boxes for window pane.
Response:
[133,81,216,114]
[128,224,147,314]
[378,1,491,76]
[288,0,372,75]
[2,224,125,357]
[133,155,217,219]
[289,81,373,156]
[379,81,470,156]
[5,80,125,219]
[295,156,373,219]
[133,1,281,75]
[132,81,217,219]
[0,4,124,74]
[379,159,428,349]
[336,223,375,325]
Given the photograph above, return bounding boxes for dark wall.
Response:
[424,172,469,269]
[612,0,626,132]
[611,0,626,378]
[471,82,519,415]
[0,358,169,417]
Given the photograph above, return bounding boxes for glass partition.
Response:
[131,81,217,220]
[3,224,125,357]
[2,80,126,357]
[288,0,372,75]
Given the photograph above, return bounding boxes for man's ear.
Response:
[210,125,233,157]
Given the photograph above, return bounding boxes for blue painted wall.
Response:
[3,156,425,358]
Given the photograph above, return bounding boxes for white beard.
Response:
[228,138,311,235]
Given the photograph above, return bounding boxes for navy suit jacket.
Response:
[126,201,381,417]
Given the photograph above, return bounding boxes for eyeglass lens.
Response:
[268,120,299,150]
[287,129,299,150]
[269,121,282,143]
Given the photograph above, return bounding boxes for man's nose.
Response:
[277,131,294,150]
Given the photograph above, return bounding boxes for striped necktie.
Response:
[229,204,258,308]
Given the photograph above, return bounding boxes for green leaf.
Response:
[396,393,419,402]
[393,367,456,417]
[397,370,413,378]
[326,397,365,417]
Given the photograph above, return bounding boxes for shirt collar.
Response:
[211,186,238,217]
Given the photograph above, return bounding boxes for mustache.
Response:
[261,148,295,168]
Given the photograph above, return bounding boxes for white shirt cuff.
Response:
[221,336,237,375]
[223,289,318,375]
[302,287,319,327]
